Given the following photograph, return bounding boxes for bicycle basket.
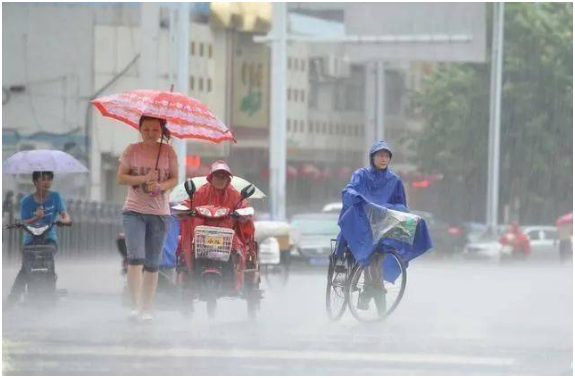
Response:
[194,226,235,262]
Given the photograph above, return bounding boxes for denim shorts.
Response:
[122,211,169,272]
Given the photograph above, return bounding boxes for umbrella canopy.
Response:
[170,176,266,203]
[3,150,88,174]
[556,212,573,227]
[91,89,236,143]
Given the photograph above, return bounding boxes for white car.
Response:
[462,225,560,261]
[522,226,560,259]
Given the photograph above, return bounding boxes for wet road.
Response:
[2,257,573,375]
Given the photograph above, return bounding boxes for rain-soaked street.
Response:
[3,256,572,375]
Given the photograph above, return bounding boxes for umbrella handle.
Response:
[154,134,164,171]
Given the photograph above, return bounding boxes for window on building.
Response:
[287,88,291,101]
[189,76,194,91]
[301,59,306,72]
[288,57,292,70]
[208,44,213,58]
[199,43,204,57]
[293,90,298,102]
[287,119,291,132]
[301,90,305,103]
[309,85,318,109]
[199,77,204,91]
[190,41,195,55]
[385,70,405,116]
[308,120,314,133]
[322,122,327,134]
[300,120,305,133]
[207,78,212,93]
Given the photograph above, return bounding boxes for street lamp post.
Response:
[486,2,505,234]
[269,3,287,221]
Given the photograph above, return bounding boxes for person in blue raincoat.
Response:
[336,140,433,312]
[159,204,180,281]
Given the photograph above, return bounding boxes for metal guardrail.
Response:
[2,200,124,262]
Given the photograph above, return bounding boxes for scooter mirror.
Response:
[240,184,256,199]
[184,179,196,198]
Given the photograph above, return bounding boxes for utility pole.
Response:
[364,62,376,164]
[269,2,287,221]
[175,2,189,182]
[486,2,505,234]
[375,61,386,141]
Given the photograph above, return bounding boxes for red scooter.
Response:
[175,179,262,319]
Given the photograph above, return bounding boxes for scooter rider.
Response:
[5,171,72,306]
[179,160,256,294]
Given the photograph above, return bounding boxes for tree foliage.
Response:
[411,3,572,224]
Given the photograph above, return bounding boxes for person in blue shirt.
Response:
[6,171,71,305]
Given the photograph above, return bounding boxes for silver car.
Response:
[290,213,340,266]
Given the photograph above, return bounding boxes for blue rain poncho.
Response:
[335,140,433,282]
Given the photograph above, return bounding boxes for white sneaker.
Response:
[140,312,154,322]
[128,309,139,321]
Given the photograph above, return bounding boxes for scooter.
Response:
[5,220,70,306]
[176,179,262,319]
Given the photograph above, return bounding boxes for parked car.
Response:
[290,212,340,266]
[522,225,560,259]
[462,225,560,261]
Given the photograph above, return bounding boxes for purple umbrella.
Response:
[3,150,88,206]
[3,150,88,174]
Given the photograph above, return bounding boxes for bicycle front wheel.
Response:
[325,255,348,321]
[347,250,407,322]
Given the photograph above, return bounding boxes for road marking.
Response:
[7,345,516,367]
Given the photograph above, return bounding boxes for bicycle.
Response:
[326,239,407,322]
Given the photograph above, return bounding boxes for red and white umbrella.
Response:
[91,88,236,143]
[556,212,573,227]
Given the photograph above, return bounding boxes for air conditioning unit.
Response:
[320,55,351,79]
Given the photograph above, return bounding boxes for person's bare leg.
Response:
[127,264,144,312]
[140,271,159,312]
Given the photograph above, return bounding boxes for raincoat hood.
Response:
[369,140,393,169]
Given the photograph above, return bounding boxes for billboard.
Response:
[231,32,271,129]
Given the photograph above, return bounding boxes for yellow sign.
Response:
[205,235,224,247]
[210,2,271,33]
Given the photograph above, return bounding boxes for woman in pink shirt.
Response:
[117,116,179,321]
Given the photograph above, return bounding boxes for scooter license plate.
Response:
[205,236,224,246]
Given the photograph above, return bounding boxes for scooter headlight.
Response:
[214,208,229,218]
[197,207,211,216]
[26,225,50,236]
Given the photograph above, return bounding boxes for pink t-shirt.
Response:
[119,142,179,215]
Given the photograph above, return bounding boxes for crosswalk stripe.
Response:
[6,345,516,367]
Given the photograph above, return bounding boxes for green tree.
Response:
[411,3,572,224]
